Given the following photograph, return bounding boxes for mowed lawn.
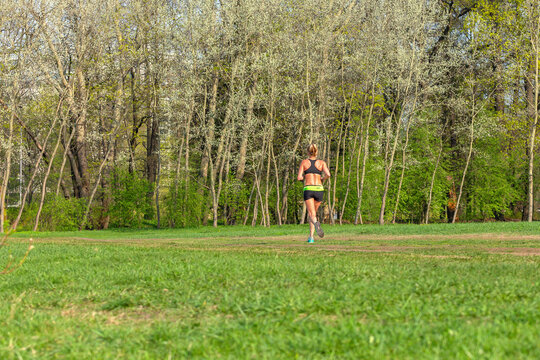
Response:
[1,223,540,359]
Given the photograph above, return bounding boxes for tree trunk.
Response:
[128,67,142,174]
[425,128,445,224]
[330,109,346,224]
[200,71,219,180]
[378,47,417,225]
[79,119,124,230]
[264,143,272,227]
[452,97,476,223]
[184,98,193,221]
[243,181,256,226]
[34,105,67,231]
[74,67,91,199]
[208,125,230,227]
[200,73,219,225]
[0,112,15,234]
[355,92,376,225]
[12,110,61,230]
[526,25,539,222]
[378,115,401,225]
[0,101,70,199]
[155,143,161,229]
[251,190,258,227]
[280,122,304,223]
[172,128,185,227]
[237,81,256,181]
[340,98,361,225]
[56,119,78,198]
[36,17,89,199]
[146,82,160,193]
[271,145,282,226]
[392,88,419,223]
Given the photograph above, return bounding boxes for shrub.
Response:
[16,195,87,231]
[163,179,205,228]
[109,170,153,228]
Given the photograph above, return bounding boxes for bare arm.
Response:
[321,161,331,182]
[297,160,305,181]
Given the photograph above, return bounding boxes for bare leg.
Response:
[305,198,316,239]
[313,200,324,237]
[314,201,322,217]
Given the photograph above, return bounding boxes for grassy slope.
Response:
[1,223,539,359]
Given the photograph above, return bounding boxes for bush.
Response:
[220,176,249,225]
[163,179,205,228]
[15,195,87,231]
[109,170,153,228]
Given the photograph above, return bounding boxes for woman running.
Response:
[297,144,331,243]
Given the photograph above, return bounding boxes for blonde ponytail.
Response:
[308,144,318,157]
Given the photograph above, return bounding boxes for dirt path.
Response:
[485,247,540,256]
[13,233,540,256]
[207,243,540,256]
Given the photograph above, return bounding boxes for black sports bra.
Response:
[305,159,322,176]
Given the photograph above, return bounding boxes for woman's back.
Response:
[301,158,324,186]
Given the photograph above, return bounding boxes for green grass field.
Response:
[1,223,539,359]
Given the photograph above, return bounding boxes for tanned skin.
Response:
[297,156,331,239]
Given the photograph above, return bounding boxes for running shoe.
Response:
[314,221,324,238]
[307,237,314,243]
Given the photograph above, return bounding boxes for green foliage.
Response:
[14,195,86,231]
[407,122,451,223]
[360,156,386,223]
[328,153,385,224]
[463,135,520,220]
[109,170,153,228]
[220,176,250,225]
[286,180,307,224]
[163,179,205,228]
